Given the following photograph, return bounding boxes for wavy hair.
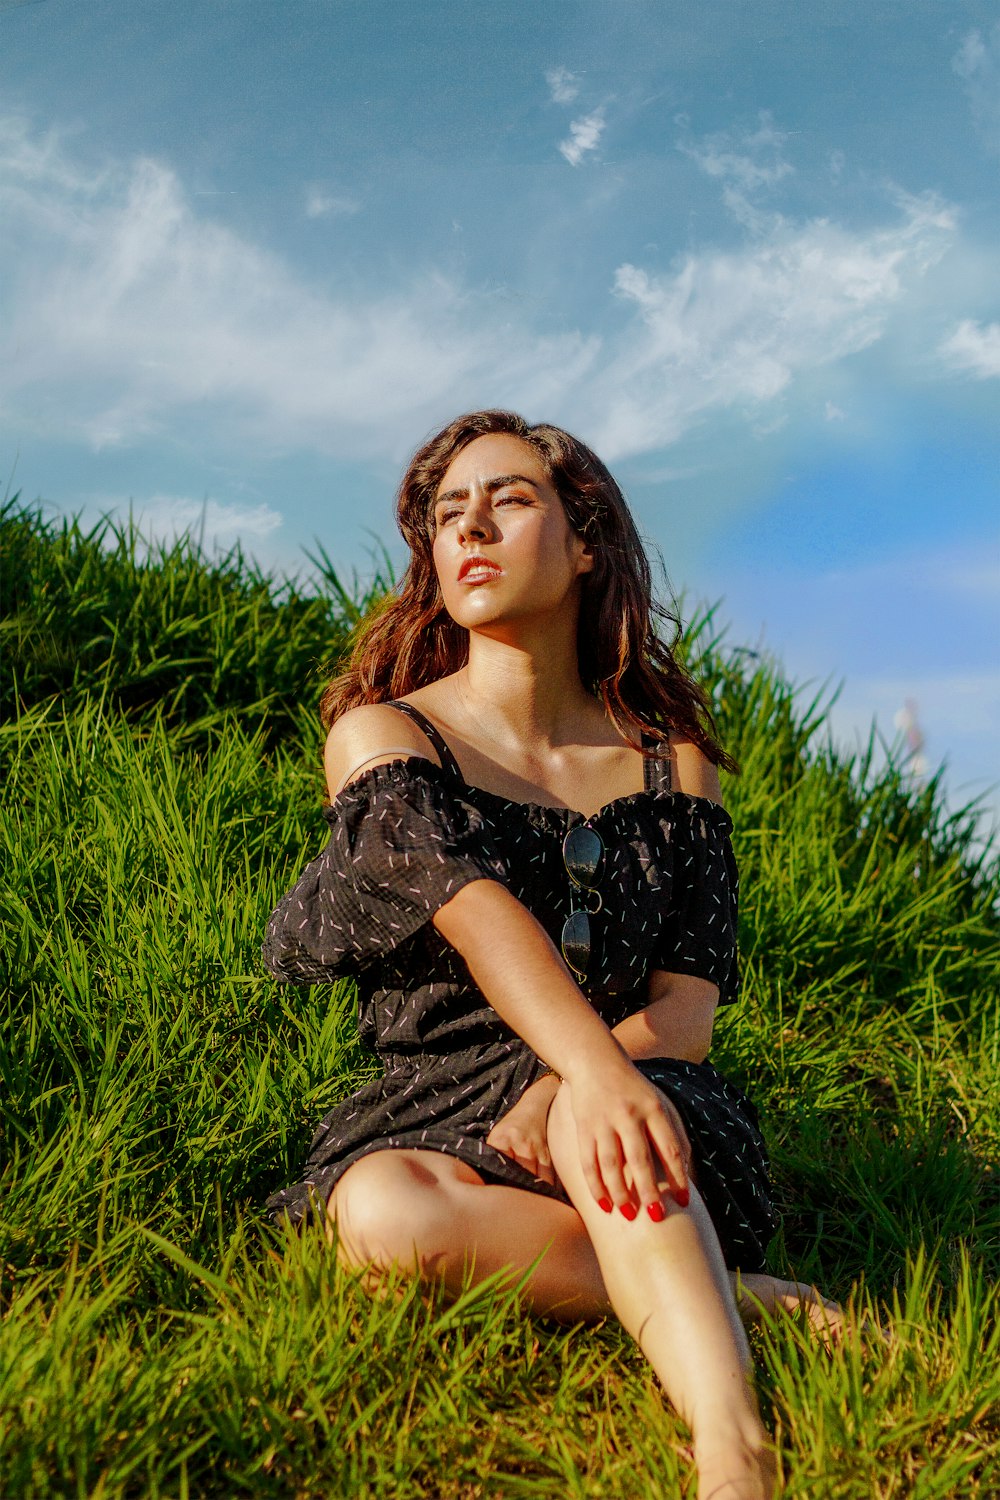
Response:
[320,410,735,771]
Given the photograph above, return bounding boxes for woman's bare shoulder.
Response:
[324,702,442,798]
[669,736,725,805]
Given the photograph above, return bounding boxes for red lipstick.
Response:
[458,555,502,582]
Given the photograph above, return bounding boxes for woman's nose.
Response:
[457,499,495,542]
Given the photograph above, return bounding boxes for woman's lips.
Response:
[458,558,503,583]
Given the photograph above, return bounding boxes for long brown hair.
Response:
[320,410,736,772]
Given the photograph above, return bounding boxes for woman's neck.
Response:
[454,630,600,751]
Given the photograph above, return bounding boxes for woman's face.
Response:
[431,434,593,633]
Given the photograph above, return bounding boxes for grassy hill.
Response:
[2,497,998,1497]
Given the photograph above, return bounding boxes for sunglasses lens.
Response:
[561,909,591,975]
[562,826,603,887]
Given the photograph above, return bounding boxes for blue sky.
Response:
[2,0,998,823]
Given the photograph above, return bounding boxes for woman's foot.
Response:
[732,1272,844,1347]
[771,1278,844,1345]
[694,1430,778,1499]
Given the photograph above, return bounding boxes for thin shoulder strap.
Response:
[385,700,465,783]
[641,733,673,793]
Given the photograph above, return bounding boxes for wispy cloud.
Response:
[116,494,283,549]
[304,186,361,219]
[939,319,1000,379]
[0,110,973,475]
[678,112,794,230]
[0,112,596,458]
[545,66,579,106]
[714,536,1000,820]
[558,109,605,167]
[586,185,954,457]
[953,25,1000,156]
[681,112,793,193]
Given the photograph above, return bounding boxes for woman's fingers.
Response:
[570,1071,695,1216]
[604,1107,689,1215]
[534,1154,557,1187]
[646,1108,690,1205]
[532,1140,556,1186]
[659,1095,693,1171]
[488,1122,556,1184]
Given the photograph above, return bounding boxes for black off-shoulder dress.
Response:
[263,702,778,1271]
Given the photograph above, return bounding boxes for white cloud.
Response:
[681,113,793,194]
[0,110,974,476]
[824,401,846,421]
[953,25,1000,156]
[712,537,1000,826]
[558,109,605,167]
[679,113,794,231]
[72,493,284,556]
[545,66,579,106]
[586,186,954,457]
[826,671,1000,817]
[939,319,1000,379]
[0,112,597,458]
[304,186,361,219]
[821,542,1000,603]
[129,495,283,548]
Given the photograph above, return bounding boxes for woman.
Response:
[263,411,836,1500]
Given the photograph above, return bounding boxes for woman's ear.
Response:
[577,539,596,576]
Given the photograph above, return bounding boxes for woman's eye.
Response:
[437,507,462,525]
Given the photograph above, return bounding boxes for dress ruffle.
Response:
[263,758,508,983]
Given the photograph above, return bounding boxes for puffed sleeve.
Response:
[652,798,740,1006]
[262,758,509,984]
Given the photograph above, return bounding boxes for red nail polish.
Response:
[620,1202,637,1221]
[647,1202,666,1222]
[674,1187,690,1208]
[598,1197,613,1214]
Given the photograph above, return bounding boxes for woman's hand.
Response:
[434,883,694,1212]
[566,1057,692,1215]
[486,1073,561,1187]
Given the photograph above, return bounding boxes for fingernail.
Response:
[674,1187,690,1208]
[619,1203,637,1221]
[647,1202,666,1222]
[598,1197,613,1214]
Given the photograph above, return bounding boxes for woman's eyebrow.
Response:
[434,473,542,508]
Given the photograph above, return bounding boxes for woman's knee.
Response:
[329,1150,473,1276]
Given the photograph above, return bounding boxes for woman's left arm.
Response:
[618,734,725,1066]
[612,971,719,1065]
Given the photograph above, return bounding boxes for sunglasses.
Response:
[560,825,605,979]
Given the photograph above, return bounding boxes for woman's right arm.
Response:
[433,878,690,1213]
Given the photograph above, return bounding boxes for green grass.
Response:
[2,498,998,1496]
[0,495,389,743]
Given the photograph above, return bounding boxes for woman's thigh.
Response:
[328,1147,609,1319]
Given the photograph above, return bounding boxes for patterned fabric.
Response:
[262,704,778,1270]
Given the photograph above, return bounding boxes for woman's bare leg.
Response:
[329,1147,611,1323]
[331,1149,837,1342]
[544,1085,776,1500]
